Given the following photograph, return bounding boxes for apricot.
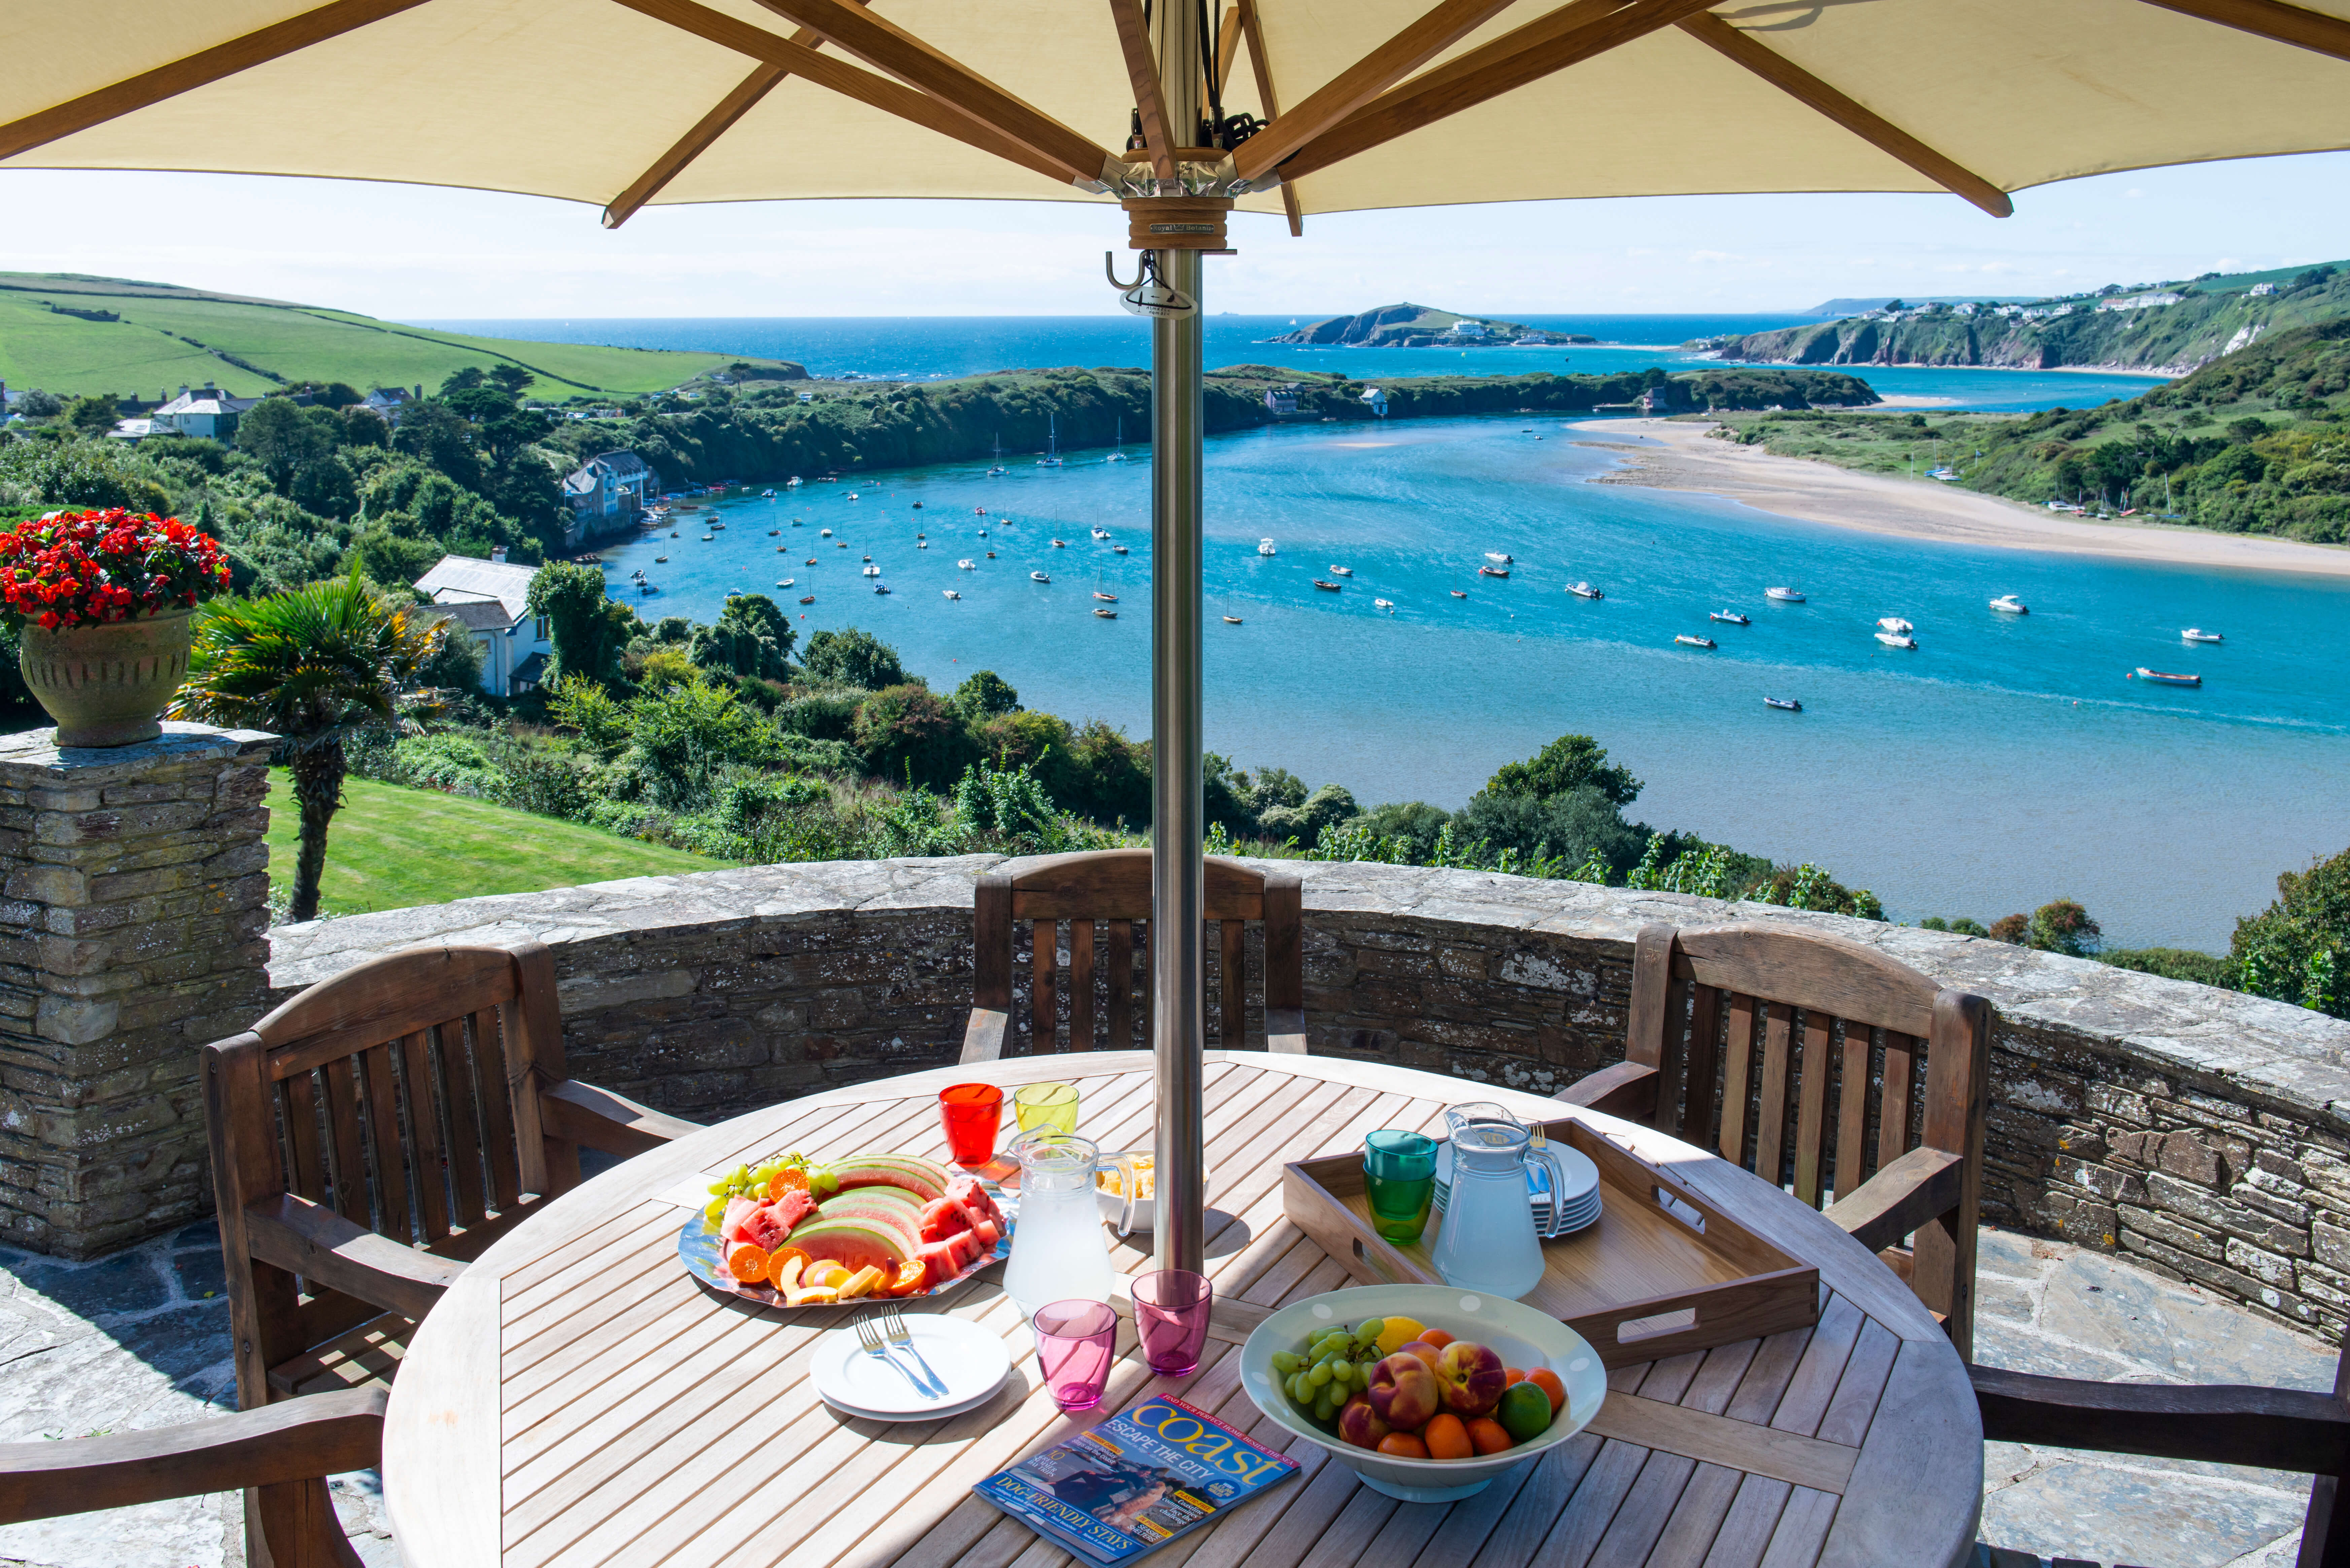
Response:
[1466,1418,1514,1456]
[1502,1367,1526,1385]
[1375,1432,1430,1459]
[1527,1367,1567,1416]
[1420,1328,1456,1349]
[1423,1413,1473,1460]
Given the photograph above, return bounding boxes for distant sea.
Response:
[419,314,2170,414]
[428,316,2324,952]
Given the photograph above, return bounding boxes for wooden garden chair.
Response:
[1555,922,1993,1359]
[0,1387,384,1568]
[1973,1350,2350,1566]
[201,941,699,1557]
[960,849,1307,1061]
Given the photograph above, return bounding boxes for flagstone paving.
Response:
[0,1220,2335,1568]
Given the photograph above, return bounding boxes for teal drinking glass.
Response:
[1363,1129,1438,1243]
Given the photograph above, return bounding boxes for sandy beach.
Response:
[1571,418,2350,578]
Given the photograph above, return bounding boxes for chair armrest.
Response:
[1824,1145,1963,1255]
[1552,1061,1658,1120]
[539,1077,701,1157]
[1265,1007,1308,1057]
[0,1386,385,1525]
[1972,1364,2350,1475]
[245,1195,463,1320]
[960,1007,1009,1065]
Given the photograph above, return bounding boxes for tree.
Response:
[802,626,908,689]
[2027,899,2101,957]
[853,683,971,788]
[16,389,61,418]
[1456,785,1646,876]
[952,669,1019,718]
[1986,913,2030,945]
[627,680,776,807]
[526,559,631,685]
[687,593,797,680]
[169,577,445,922]
[1485,734,1643,807]
[2232,845,2350,1018]
[237,396,331,489]
[66,394,119,437]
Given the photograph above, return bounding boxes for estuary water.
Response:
[594,412,2349,953]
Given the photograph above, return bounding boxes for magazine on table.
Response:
[972,1395,1300,1564]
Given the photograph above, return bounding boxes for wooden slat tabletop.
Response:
[383,1052,1981,1568]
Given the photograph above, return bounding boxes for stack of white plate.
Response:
[1433,1142,1603,1238]
[808,1315,1012,1422]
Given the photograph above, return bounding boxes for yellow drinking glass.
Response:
[1012,1081,1080,1135]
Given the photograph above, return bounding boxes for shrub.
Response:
[1485,734,1643,806]
[2026,898,2101,957]
[802,625,907,689]
[627,680,777,808]
[2231,844,2350,1018]
[1986,913,2029,945]
[1455,786,1646,878]
[2101,947,2235,988]
[852,682,971,788]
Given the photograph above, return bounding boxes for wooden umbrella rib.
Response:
[604,64,788,227]
[1235,0,1305,235]
[1676,11,2013,217]
[2135,0,2350,63]
[606,0,1070,184]
[1277,0,1716,182]
[1108,0,1178,179]
[1232,0,1527,182]
[1216,5,1247,97]
[751,0,1115,184]
[0,0,433,163]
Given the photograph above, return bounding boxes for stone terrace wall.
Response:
[270,857,2350,1341]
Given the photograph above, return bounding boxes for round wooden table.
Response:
[383,1051,1982,1568]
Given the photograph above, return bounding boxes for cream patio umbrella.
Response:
[9,0,2348,1273]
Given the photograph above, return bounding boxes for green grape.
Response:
[706,1180,729,1196]
[1271,1351,1301,1374]
[1289,1373,1311,1404]
[703,1200,725,1222]
[1307,1363,1332,1388]
[1355,1319,1385,1342]
[818,1170,840,1193]
[1313,1390,1338,1422]
[1329,1362,1353,1389]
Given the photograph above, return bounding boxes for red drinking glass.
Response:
[939,1082,1005,1168]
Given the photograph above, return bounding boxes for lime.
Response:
[1496,1381,1554,1442]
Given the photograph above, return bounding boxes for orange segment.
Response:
[884,1259,928,1296]
[767,1167,809,1201]
[725,1241,771,1283]
[766,1247,811,1287]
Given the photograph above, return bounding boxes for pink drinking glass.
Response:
[1032,1299,1118,1411]
[1130,1270,1212,1378]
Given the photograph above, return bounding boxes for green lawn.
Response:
[0,275,794,398]
[266,770,726,919]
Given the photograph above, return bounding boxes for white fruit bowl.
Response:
[1236,1283,1609,1503]
[1094,1153,1210,1236]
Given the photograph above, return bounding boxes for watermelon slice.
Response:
[720,1196,760,1243]
[946,1174,1003,1228]
[963,1214,1001,1251]
[919,1197,971,1244]
[915,1237,969,1289]
[830,1154,952,1204]
[790,1214,909,1276]
[770,1187,817,1234]
[740,1204,789,1252]
[810,1187,923,1254]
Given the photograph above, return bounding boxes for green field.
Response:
[265,770,726,919]
[0,273,799,400]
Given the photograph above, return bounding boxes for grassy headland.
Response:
[0,273,804,399]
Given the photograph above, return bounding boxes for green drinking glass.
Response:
[1363,1129,1438,1244]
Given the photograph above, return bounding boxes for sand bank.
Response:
[1570,418,2350,578]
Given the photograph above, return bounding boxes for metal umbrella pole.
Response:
[1148,0,1207,1279]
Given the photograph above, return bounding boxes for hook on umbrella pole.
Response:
[1106,250,1148,290]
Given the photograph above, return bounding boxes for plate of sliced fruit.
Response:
[678,1151,1012,1306]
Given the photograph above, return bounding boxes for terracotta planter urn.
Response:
[19,608,197,748]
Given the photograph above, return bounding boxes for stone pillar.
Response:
[0,722,276,1259]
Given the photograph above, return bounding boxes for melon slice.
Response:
[720,1196,761,1244]
[790,1214,910,1276]
[811,1188,923,1254]
[915,1237,968,1289]
[770,1187,817,1234]
[919,1197,971,1244]
[739,1204,789,1252]
[830,1154,952,1204]
[946,1174,1004,1229]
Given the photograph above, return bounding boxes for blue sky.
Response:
[2,150,2345,319]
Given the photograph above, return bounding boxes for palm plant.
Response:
[169,577,446,923]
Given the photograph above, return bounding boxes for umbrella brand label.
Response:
[1149,222,1219,234]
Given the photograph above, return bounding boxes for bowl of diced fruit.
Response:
[1094,1152,1210,1236]
[1237,1284,1609,1502]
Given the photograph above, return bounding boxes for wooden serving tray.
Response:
[1282,1116,1820,1368]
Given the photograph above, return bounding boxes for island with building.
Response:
[1260,303,1594,349]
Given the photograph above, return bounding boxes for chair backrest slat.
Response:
[360,1046,410,1243]
[438,1020,491,1230]
[1106,919,1135,1050]
[1791,1011,1834,1208]
[398,1028,451,1245]
[1681,981,1723,1151]
[1878,1032,1917,1171]
[473,1006,523,1212]
[280,1070,330,1207]
[321,1058,370,1226]
[1835,1024,1873,1203]
[1753,1003,1796,1189]
[975,850,1300,1057]
[1718,993,1759,1167]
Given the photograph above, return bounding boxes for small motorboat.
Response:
[1675,634,1717,649]
[862,564,881,576]
[1566,582,1602,599]
[978,528,989,537]
[1313,579,1343,592]
[987,551,997,559]
[820,528,833,537]
[1091,527,1111,541]
[1258,538,1277,557]
[1223,613,1243,624]
[1766,586,1806,602]
[872,582,891,594]
[2182,628,2223,643]
[2135,667,2202,686]
[710,521,725,530]
[1374,598,1395,610]
[1094,591,1117,602]
[912,501,923,509]
[1052,539,1067,548]
[1031,571,1051,583]
[1331,565,1354,577]
[654,555,668,563]
[778,578,793,588]
[700,533,715,541]
[1479,565,1509,578]
[669,530,679,538]
[1877,616,1913,635]
[762,489,776,498]
[1484,552,1514,564]
[1990,595,2028,614]
[1711,610,1750,625]
[943,589,961,600]
[847,492,860,501]
[1113,545,1129,555]
[1875,631,1918,649]
[806,558,818,565]
[975,506,987,515]
[791,519,802,527]
[958,559,977,570]
[799,595,815,604]
[1765,697,1803,711]
[918,541,929,549]
[777,545,789,553]
[787,477,803,488]
[1093,607,1117,619]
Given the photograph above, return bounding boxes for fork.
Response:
[853,1311,935,1398]
[882,1305,951,1397]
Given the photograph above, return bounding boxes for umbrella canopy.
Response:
[6,0,2349,226]
[10,0,2348,1275]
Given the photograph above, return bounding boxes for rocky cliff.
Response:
[1261,302,1589,348]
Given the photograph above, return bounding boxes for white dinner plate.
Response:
[808,1314,1011,1421]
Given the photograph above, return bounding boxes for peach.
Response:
[1393,1339,1444,1372]
[1337,1396,1391,1451]
[1435,1340,1508,1417]
[1367,1351,1442,1431]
